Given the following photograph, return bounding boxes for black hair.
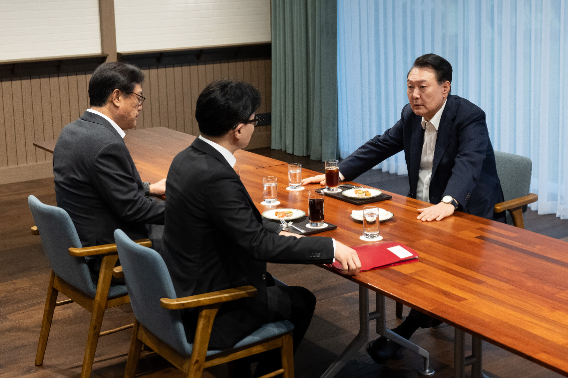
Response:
[88,62,144,107]
[408,53,453,85]
[195,79,261,137]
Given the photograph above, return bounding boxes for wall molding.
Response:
[118,43,271,68]
[0,54,108,79]
[0,161,53,185]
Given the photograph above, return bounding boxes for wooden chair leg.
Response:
[510,208,525,229]
[36,271,59,366]
[396,301,404,319]
[280,333,294,378]
[80,255,116,378]
[124,320,143,378]
[187,306,221,378]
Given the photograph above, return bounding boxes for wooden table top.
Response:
[35,126,568,376]
[33,127,285,183]
[241,164,568,377]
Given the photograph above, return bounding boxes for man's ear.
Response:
[232,123,244,139]
[110,89,122,107]
[443,81,451,97]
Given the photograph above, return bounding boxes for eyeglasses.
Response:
[130,92,146,106]
[243,115,261,127]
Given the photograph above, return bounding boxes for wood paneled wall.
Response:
[135,58,272,149]
[0,57,272,184]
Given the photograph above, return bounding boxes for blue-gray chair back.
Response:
[494,151,533,224]
[28,195,98,297]
[114,229,192,356]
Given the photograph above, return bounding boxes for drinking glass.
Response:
[288,163,302,189]
[308,191,325,227]
[325,160,340,192]
[363,206,380,239]
[263,176,277,203]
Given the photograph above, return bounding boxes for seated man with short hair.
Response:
[54,62,166,279]
[160,79,361,377]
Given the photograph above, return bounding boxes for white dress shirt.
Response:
[87,109,125,138]
[198,135,237,167]
[416,100,447,203]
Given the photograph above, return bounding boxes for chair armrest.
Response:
[160,286,257,310]
[31,226,39,235]
[113,266,124,279]
[494,193,538,213]
[68,239,152,257]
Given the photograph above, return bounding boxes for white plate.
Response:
[342,188,382,198]
[262,208,306,221]
[351,209,394,222]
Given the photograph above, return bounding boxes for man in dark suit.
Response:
[160,79,360,377]
[303,54,505,364]
[54,62,166,278]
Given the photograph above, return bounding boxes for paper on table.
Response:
[387,245,413,259]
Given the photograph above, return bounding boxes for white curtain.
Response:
[338,0,568,219]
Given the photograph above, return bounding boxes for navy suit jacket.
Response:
[340,95,504,221]
[161,137,334,347]
[54,111,165,247]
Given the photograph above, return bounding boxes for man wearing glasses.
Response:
[53,62,166,281]
[161,79,360,378]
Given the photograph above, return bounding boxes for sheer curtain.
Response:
[337,0,568,219]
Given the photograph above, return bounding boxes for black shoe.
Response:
[366,336,404,364]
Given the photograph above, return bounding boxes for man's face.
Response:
[407,67,450,121]
[116,84,143,130]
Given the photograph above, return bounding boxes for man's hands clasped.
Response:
[149,178,167,196]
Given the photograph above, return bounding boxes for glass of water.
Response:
[363,206,380,239]
[263,176,277,203]
[288,163,302,189]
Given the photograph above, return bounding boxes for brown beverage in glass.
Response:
[308,191,325,226]
[325,160,340,192]
[325,167,339,187]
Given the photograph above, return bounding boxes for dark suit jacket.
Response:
[161,137,334,346]
[340,95,504,221]
[53,111,165,247]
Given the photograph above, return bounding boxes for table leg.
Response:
[454,329,466,378]
[375,293,434,376]
[319,287,371,378]
[320,287,434,378]
[454,328,488,378]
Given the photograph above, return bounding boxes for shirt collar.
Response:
[86,109,126,138]
[198,135,236,167]
[421,99,447,131]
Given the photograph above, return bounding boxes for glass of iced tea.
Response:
[308,191,325,227]
[263,176,277,204]
[325,160,340,192]
[288,163,302,189]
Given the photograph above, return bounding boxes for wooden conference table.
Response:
[35,127,568,378]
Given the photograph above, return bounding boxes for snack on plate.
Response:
[354,189,372,197]
[275,210,294,218]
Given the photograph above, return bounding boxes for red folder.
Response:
[331,242,418,271]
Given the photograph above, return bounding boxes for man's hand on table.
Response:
[335,242,361,275]
[301,174,326,186]
[417,202,455,221]
[149,179,167,196]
